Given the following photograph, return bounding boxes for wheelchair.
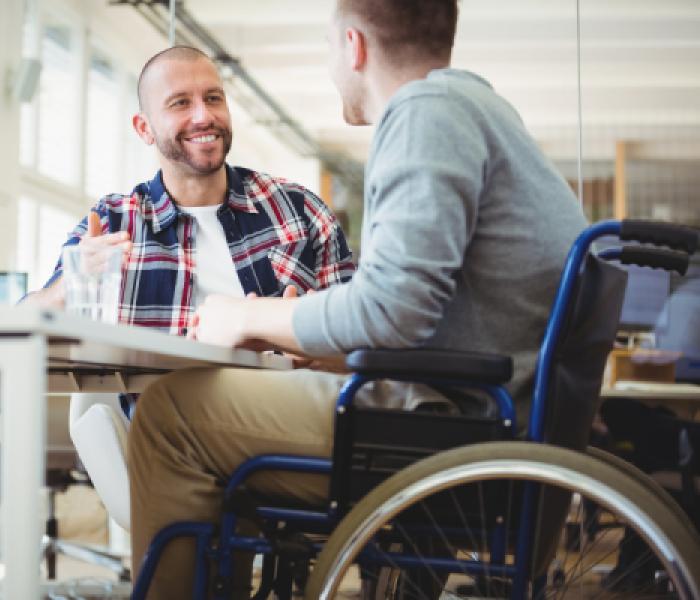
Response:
[132,219,700,599]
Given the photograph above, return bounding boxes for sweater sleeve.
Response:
[293,92,489,355]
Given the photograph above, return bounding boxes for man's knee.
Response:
[134,368,208,427]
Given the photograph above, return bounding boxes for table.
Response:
[601,380,700,419]
[0,306,290,599]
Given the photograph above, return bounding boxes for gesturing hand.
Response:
[78,211,132,271]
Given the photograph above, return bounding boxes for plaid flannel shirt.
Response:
[46,164,354,335]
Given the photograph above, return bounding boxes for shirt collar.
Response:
[225,165,258,214]
[140,164,258,233]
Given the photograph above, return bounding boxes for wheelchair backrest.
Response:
[540,253,627,451]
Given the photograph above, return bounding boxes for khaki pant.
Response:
[128,367,350,599]
[128,366,457,598]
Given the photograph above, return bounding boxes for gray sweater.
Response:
[293,69,587,419]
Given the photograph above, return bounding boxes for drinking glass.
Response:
[62,244,122,324]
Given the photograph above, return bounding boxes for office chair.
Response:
[42,394,130,582]
[69,393,131,531]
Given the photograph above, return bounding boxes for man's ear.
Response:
[346,27,367,71]
[132,113,155,145]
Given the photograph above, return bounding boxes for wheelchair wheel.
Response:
[306,442,700,599]
[585,445,698,536]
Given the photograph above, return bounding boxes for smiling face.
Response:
[136,56,233,177]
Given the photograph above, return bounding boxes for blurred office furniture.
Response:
[69,393,131,531]
[42,394,130,581]
[600,398,700,529]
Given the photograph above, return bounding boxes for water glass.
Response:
[62,245,122,324]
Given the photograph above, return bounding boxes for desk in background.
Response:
[601,380,700,420]
[0,306,290,599]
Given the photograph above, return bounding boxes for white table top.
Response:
[0,306,292,393]
[601,380,700,401]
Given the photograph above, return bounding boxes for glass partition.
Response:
[578,0,700,225]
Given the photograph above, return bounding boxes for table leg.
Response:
[0,335,46,599]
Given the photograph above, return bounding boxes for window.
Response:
[19,2,39,168]
[17,197,81,290]
[15,1,158,291]
[16,198,39,289]
[36,20,80,185]
[85,49,121,199]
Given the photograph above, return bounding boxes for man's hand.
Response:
[22,212,132,309]
[188,294,250,347]
[236,285,320,367]
[277,286,317,368]
[188,285,306,355]
[80,211,132,269]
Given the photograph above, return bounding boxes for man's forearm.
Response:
[21,277,65,309]
[243,297,304,354]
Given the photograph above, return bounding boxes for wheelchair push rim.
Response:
[306,441,700,600]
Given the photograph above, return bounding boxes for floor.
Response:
[39,486,131,599]
[27,485,624,599]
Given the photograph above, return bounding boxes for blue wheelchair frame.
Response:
[131,219,694,600]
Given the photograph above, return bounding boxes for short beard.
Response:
[343,101,368,126]
[156,127,233,175]
[340,81,369,126]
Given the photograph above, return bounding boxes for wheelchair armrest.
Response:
[345,348,513,385]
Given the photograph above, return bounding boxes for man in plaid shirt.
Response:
[27,47,354,330]
[23,45,353,535]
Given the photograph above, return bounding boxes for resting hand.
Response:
[190,294,250,347]
[241,286,312,362]
[190,286,309,353]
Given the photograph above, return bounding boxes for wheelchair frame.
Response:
[131,219,699,600]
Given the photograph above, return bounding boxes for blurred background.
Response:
[0,0,698,291]
[0,0,698,594]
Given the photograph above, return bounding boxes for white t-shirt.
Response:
[178,204,244,307]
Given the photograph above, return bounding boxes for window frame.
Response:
[16,0,157,289]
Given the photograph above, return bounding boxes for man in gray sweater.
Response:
[128,0,587,596]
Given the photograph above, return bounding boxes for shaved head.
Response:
[137,46,213,113]
[132,46,233,177]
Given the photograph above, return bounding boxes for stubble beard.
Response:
[156,126,233,176]
[341,84,369,126]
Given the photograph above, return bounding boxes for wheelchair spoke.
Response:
[554,511,660,599]
[551,495,584,598]
[476,481,492,597]
[556,530,618,595]
[448,487,486,598]
[528,482,548,584]
[418,500,472,587]
[360,545,433,600]
[557,507,617,585]
[394,519,448,598]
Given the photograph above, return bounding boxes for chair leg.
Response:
[45,489,58,580]
[251,554,275,600]
[273,556,294,600]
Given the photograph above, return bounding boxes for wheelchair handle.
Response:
[620,247,690,275]
[620,219,698,254]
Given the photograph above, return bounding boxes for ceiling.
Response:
[176,0,700,162]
